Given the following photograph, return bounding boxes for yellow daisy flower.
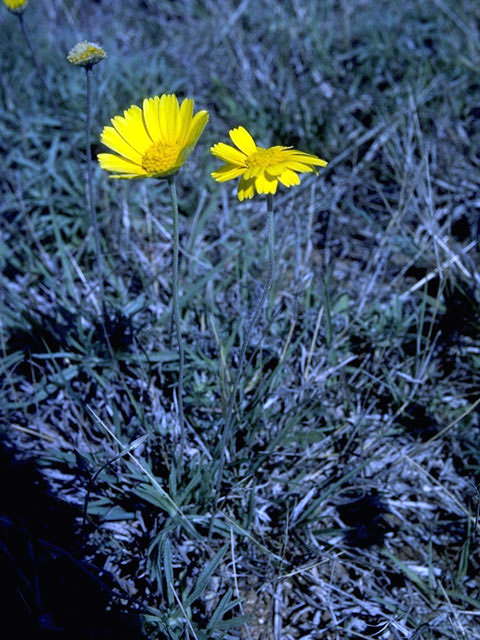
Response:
[67,41,106,68]
[3,0,27,13]
[98,94,209,179]
[210,126,328,201]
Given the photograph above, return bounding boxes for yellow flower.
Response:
[67,41,106,67]
[3,0,27,13]
[98,94,209,179]
[210,126,328,201]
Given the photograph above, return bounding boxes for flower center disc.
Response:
[245,147,284,168]
[142,143,179,174]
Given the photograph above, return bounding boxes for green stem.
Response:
[84,68,115,361]
[169,174,186,475]
[209,194,275,540]
[18,13,59,113]
[85,66,105,313]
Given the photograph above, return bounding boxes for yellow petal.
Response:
[264,163,286,177]
[111,105,152,154]
[210,142,246,166]
[158,94,179,145]
[283,160,315,173]
[97,152,147,176]
[229,126,257,155]
[177,144,194,166]
[255,171,278,195]
[108,173,145,180]
[237,176,256,201]
[177,98,194,146]
[100,126,143,164]
[142,96,162,142]
[277,168,300,187]
[243,165,263,180]
[122,104,154,146]
[286,151,328,167]
[211,164,246,182]
[109,174,145,179]
[186,110,209,147]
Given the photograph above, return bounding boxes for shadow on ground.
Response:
[0,435,145,639]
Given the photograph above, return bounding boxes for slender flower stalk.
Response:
[85,65,105,310]
[4,1,59,110]
[209,195,275,538]
[168,174,186,472]
[68,42,106,312]
[99,94,209,472]
[209,126,328,537]
[18,12,42,82]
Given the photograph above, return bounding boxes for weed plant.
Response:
[1,1,480,638]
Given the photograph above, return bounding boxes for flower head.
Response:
[210,126,328,201]
[67,41,106,68]
[98,94,209,179]
[3,0,27,13]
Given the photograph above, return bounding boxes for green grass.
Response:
[1,0,480,638]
